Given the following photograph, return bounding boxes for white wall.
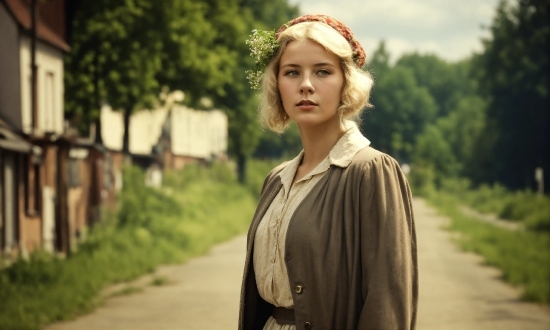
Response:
[100,105,168,155]
[171,106,228,159]
[208,110,228,156]
[20,36,64,135]
[100,105,124,151]
[100,104,227,159]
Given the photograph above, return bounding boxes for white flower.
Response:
[245,29,278,90]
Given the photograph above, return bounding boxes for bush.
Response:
[433,179,550,232]
[408,164,436,197]
[0,162,257,330]
[244,158,282,198]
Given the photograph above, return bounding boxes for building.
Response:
[100,104,228,175]
[0,0,102,257]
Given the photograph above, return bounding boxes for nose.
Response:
[300,74,314,94]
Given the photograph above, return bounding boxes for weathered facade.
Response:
[0,0,108,258]
[1,0,230,260]
[100,104,228,172]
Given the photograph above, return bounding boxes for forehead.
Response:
[280,39,340,65]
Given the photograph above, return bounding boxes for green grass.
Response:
[0,162,259,330]
[426,192,550,304]
[435,178,550,231]
[150,276,170,286]
[111,286,144,297]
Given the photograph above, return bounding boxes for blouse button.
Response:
[304,322,312,329]
[295,285,303,294]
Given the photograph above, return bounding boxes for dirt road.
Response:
[414,198,550,329]
[46,199,550,330]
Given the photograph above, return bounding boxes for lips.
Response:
[297,100,318,106]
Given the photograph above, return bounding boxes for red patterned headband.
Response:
[276,14,366,68]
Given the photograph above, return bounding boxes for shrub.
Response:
[0,162,257,330]
[408,164,436,197]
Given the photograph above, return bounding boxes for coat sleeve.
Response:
[357,155,418,329]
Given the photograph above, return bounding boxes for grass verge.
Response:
[0,162,257,330]
[426,192,550,304]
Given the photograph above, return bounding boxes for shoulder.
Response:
[345,146,410,193]
[349,147,410,200]
[348,146,401,171]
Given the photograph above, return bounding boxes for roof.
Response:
[0,117,33,153]
[1,0,70,51]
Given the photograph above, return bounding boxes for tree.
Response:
[65,0,164,152]
[65,0,237,154]
[396,54,476,117]
[363,44,438,162]
[255,123,302,159]
[474,0,550,190]
[212,0,298,182]
[436,96,488,180]
[411,124,459,186]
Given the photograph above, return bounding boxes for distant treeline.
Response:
[367,0,548,192]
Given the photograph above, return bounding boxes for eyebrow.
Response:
[280,62,337,69]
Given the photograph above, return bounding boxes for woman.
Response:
[239,15,418,330]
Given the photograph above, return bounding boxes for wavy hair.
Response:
[259,22,374,133]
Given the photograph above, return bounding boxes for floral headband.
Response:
[245,14,366,90]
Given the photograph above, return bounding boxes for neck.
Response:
[298,118,346,167]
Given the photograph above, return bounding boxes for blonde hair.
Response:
[259,22,374,133]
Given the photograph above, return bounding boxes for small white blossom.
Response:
[245,29,278,90]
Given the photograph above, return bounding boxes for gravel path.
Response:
[45,198,550,330]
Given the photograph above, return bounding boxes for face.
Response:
[278,39,344,130]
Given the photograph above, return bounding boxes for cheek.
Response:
[278,81,292,102]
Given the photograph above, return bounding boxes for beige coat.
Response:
[239,146,418,330]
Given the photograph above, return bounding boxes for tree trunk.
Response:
[55,143,70,256]
[237,153,247,184]
[94,116,103,144]
[122,106,131,155]
[93,52,102,144]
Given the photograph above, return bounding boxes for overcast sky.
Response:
[288,0,501,63]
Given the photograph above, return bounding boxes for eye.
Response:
[284,70,300,77]
[316,69,331,76]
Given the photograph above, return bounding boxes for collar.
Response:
[278,121,370,192]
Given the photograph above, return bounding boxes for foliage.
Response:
[65,0,165,146]
[426,193,550,304]
[211,0,298,182]
[408,95,488,186]
[255,122,302,160]
[363,57,438,161]
[0,163,257,330]
[65,0,298,180]
[407,164,437,198]
[431,177,550,232]
[410,125,458,186]
[244,158,285,198]
[245,29,279,90]
[395,54,476,117]
[473,0,550,190]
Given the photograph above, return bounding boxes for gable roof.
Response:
[1,0,70,51]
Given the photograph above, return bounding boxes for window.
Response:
[44,72,55,131]
[25,153,41,215]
